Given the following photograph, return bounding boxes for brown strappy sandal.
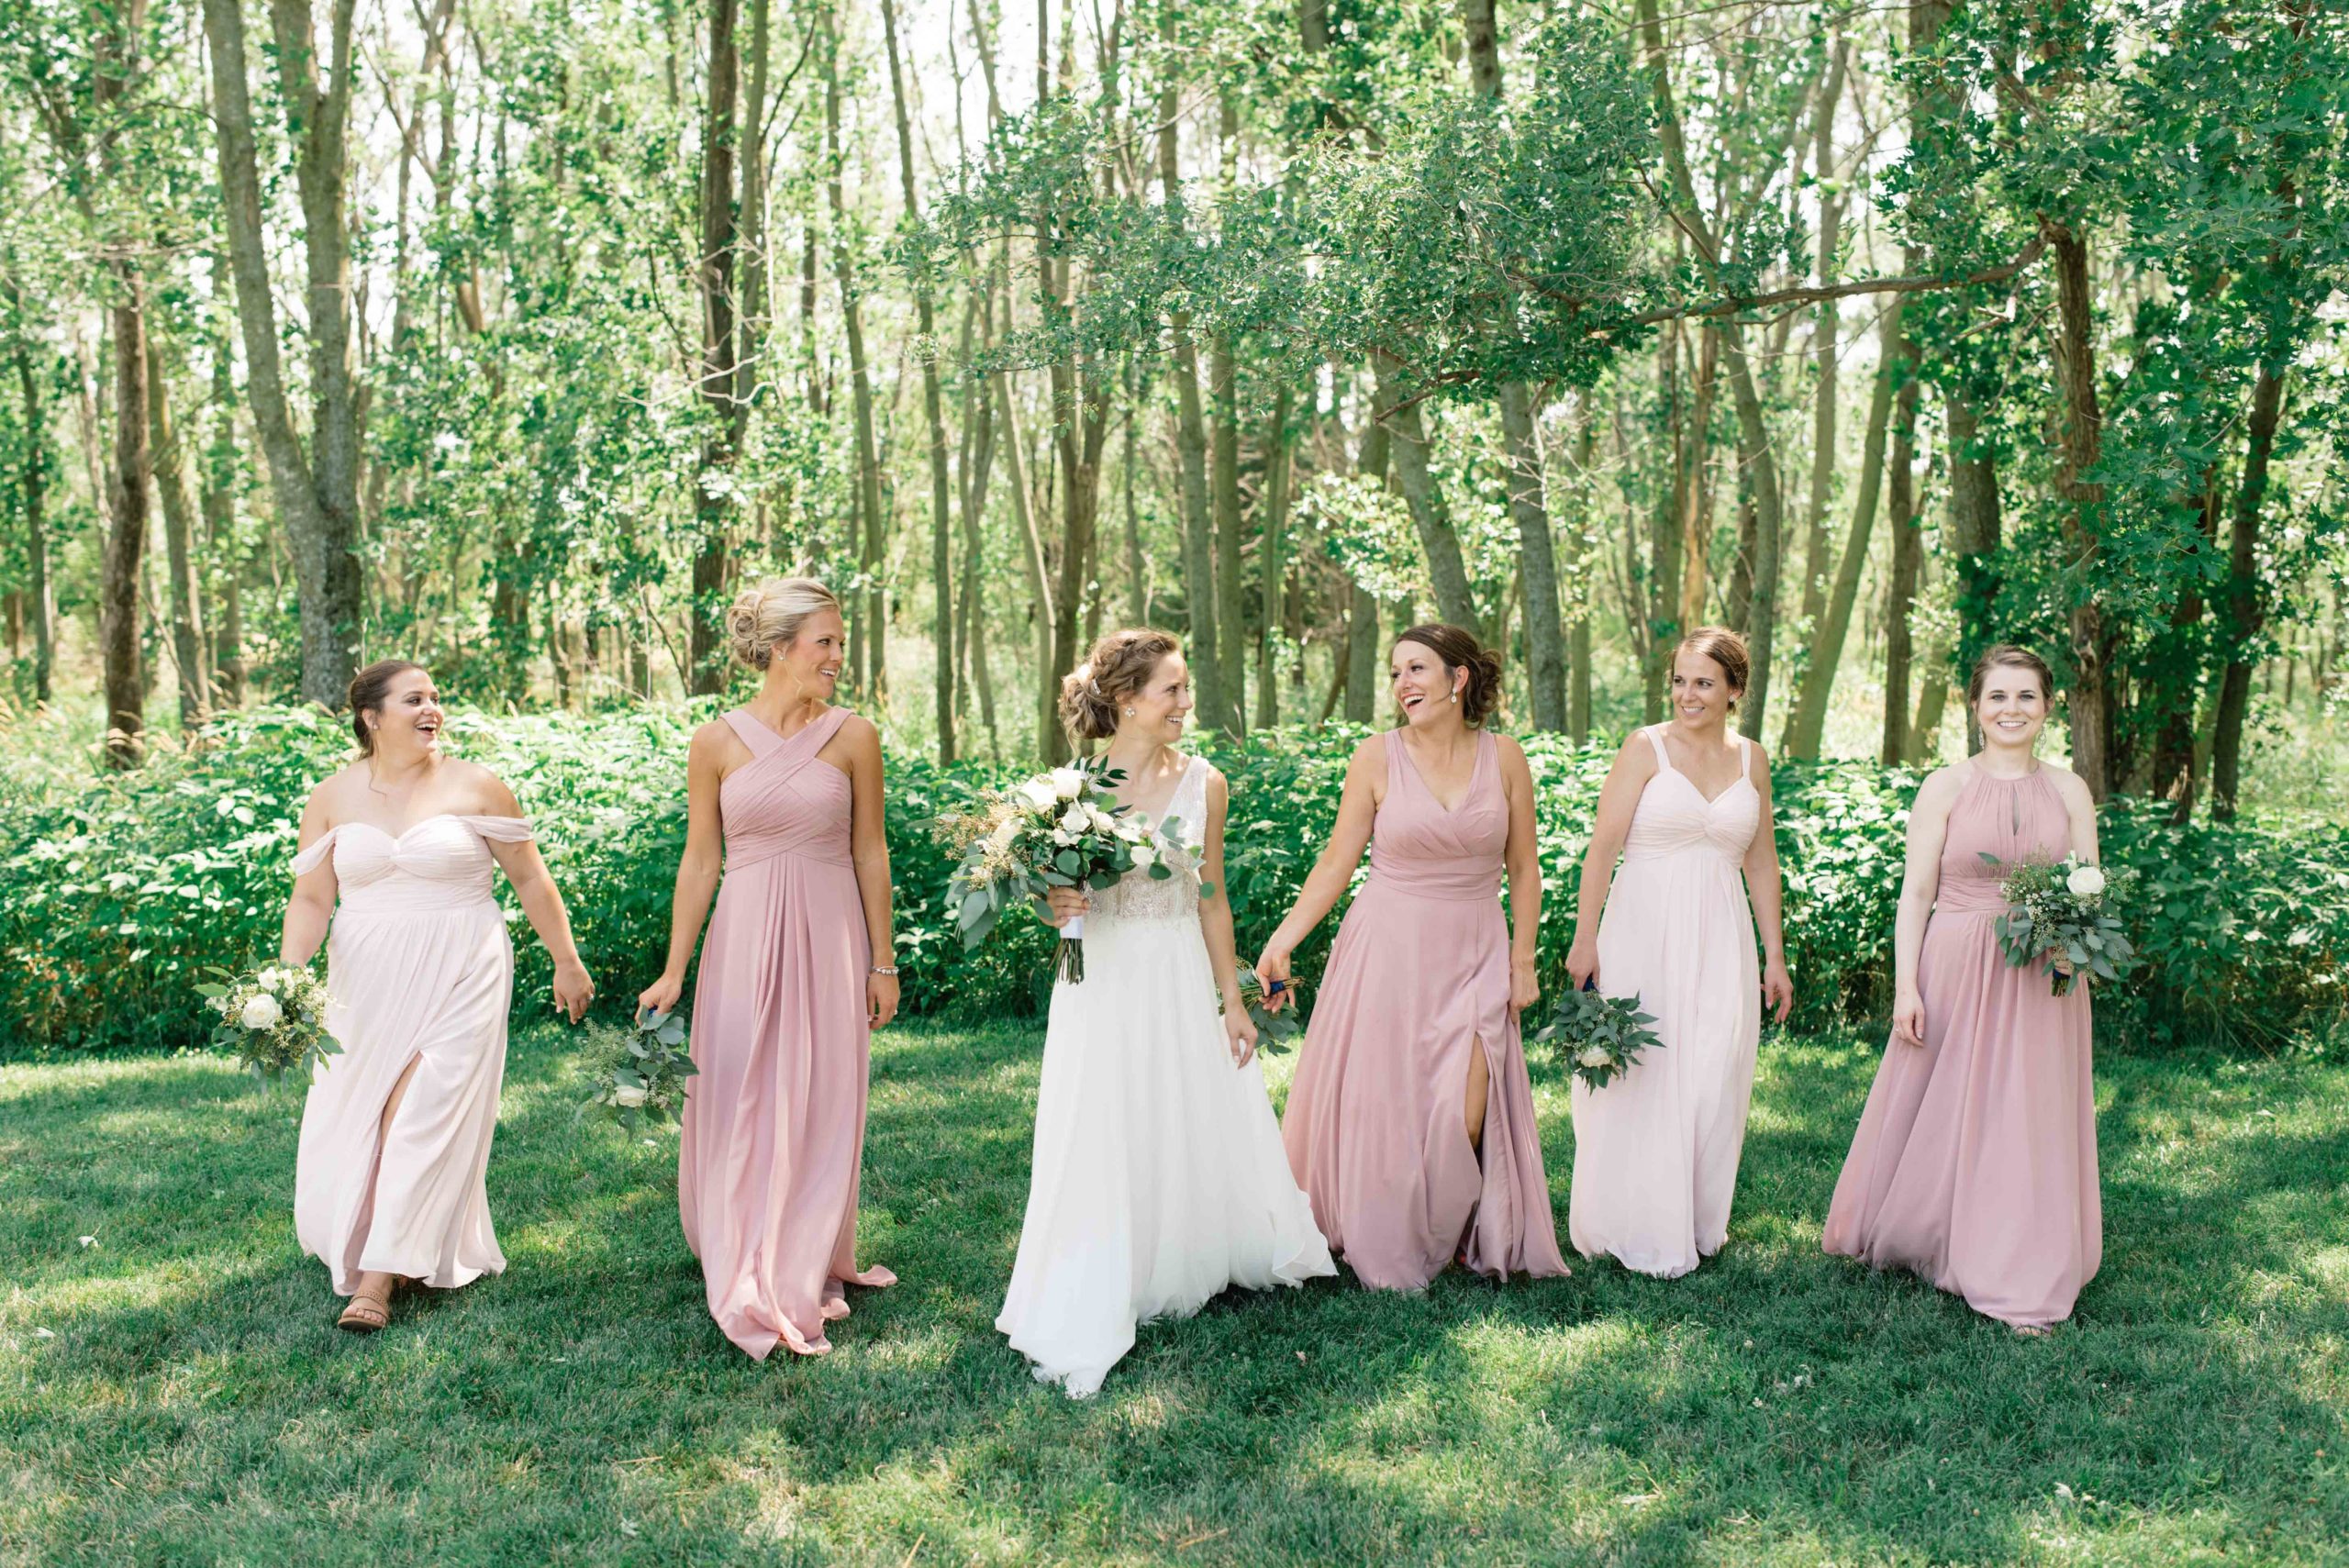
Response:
[337,1279,394,1333]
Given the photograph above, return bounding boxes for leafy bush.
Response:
[3,706,2340,1057]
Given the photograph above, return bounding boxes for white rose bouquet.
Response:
[942,761,1189,984]
[1984,852,2139,997]
[1535,980,1664,1091]
[577,1006,697,1133]
[196,963,339,1082]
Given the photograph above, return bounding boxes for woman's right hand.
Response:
[1891,987,1926,1049]
[1253,943,1294,1012]
[1565,938,1598,994]
[1042,886,1091,929]
[637,972,685,1021]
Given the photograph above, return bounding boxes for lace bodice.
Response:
[1089,754,1213,927]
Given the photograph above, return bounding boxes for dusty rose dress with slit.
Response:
[1822,764,2101,1327]
[292,814,536,1296]
[1279,728,1568,1290]
[680,706,894,1359]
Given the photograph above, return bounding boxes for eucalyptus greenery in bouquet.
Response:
[1230,964,1306,1054]
[1986,853,2139,997]
[578,1007,697,1133]
[941,761,1191,984]
[1535,982,1664,1090]
[196,963,340,1083]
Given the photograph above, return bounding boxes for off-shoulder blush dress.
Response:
[680,706,895,1359]
[292,813,538,1296]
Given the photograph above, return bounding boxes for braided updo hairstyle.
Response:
[1060,628,1182,741]
[727,576,841,671]
[1392,623,1506,728]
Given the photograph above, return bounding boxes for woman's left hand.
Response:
[1222,1003,1258,1067]
[1508,960,1540,1021]
[1763,961,1795,1023]
[552,960,595,1023]
[866,971,900,1030]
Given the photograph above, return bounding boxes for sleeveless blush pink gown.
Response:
[680,706,895,1359]
[292,814,538,1296]
[1823,765,2100,1327]
[1280,729,1568,1290]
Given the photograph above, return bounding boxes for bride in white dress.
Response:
[996,629,1334,1397]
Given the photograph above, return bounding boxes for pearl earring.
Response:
[1123,706,1136,717]
[1449,691,1458,704]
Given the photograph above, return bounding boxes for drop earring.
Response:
[1449,691,1458,704]
[1123,706,1136,717]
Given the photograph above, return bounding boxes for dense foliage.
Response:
[5,708,2342,1058]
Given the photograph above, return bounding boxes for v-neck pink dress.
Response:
[679,706,895,1359]
[1279,728,1568,1290]
[1568,726,1764,1277]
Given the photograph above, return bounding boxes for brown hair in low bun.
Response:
[1673,626,1751,708]
[349,659,429,755]
[1392,623,1505,728]
[1060,628,1182,741]
[1966,643,2056,708]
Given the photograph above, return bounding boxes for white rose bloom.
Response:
[257,968,282,995]
[1129,843,1157,870]
[1019,779,1059,810]
[1052,828,1076,846]
[988,817,1021,851]
[612,1084,648,1108]
[240,994,284,1031]
[2066,864,2107,898]
[1051,767,1086,801]
[1059,806,1090,835]
[1575,1044,1614,1070]
[1088,806,1119,834]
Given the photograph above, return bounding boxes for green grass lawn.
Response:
[4,1022,2346,1566]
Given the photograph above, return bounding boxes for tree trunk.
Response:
[1567,411,1597,741]
[1796,38,1851,639]
[689,0,744,695]
[1123,377,1147,626]
[1375,355,1478,633]
[1254,386,1291,728]
[880,0,953,758]
[203,0,364,707]
[1344,418,1389,723]
[825,16,885,696]
[1881,362,1921,763]
[1210,333,1246,733]
[1645,325,1682,722]
[1678,326,1719,635]
[205,261,246,709]
[2045,220,2110,799]
[1719,329,1787,740]
[1159,45,1225,728]
[1944,393,2001,750]
[98,276,150,764]
[145,341,208,730]
[6,318,52,704]
[996,373,1056,760]
[2211,360,2285,819]
[1785,297,1902,758]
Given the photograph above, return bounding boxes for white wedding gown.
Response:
[996,754,1333,1397]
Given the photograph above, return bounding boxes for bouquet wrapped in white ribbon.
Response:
[196,963,339,1082]
[942,762,1187,984]
[1985,852,2138,997]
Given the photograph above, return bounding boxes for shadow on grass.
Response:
[5,1022,2345,1564]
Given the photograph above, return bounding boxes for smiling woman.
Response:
[279,660,597,1332]
[636,578,900,1360]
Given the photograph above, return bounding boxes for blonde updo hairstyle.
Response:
[1060,628,1182,741]
[728,576,841,672]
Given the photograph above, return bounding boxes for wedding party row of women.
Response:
[278,575,2104,1377]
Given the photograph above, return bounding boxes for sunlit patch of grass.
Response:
[2,1023,2346,1563]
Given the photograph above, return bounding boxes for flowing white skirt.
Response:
[996,912,1334,1397]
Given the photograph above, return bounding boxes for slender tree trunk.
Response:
[1255,386,1291,728]
[1567,411,1596,741]
[689,0,744,694]
[1646,325,1683,722]
[1720,330,1787,740]
[1375,355,1478,633]
[824,17,885,696]
[1123,380,1147,625]
[1881,364,1921,763]
[145,342,208,729]
[1785,298,1902,757]
[1678,326,1719,635]
[1944,394,2001,748]
[98,274,150,763]
[878,0,953,757]
[1210,333,1246,732]
[996,373,1055,760]
[2046,220,2110,798]
[1159,47,1224,727]
[1344,419,1389,723]
[6,321,52,704]
[1797,37,1850,640]
[2212,361,2285,818]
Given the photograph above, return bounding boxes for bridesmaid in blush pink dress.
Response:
[1258,624,1567,1291]
[1824,645,2103,1330]
[281,660,596,1333]
[1564,628,1794,1278]
[639,578,897,1360]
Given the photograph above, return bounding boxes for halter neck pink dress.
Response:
[1823,763,2101,1328]
[679,706,895,1359]
[292,813,538,1296]
[1567,726,1764,1277]
[1279,728,1568,1290]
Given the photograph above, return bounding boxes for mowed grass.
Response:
[3,1022,2346,1568]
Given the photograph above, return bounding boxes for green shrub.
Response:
[3,706,2340,1056]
